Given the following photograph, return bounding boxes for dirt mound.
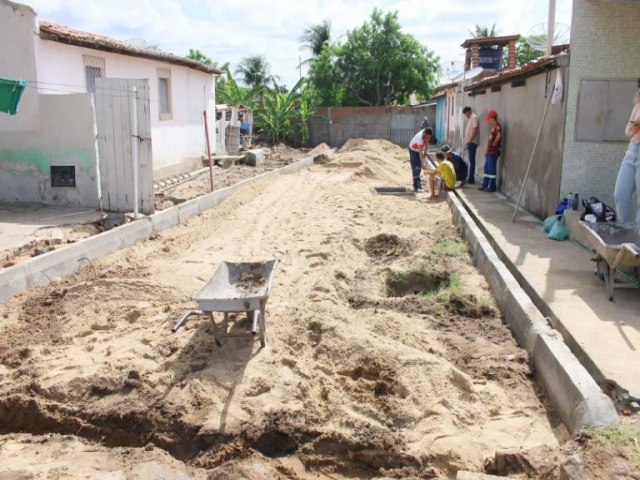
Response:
[364,234,409,260]
[339,138,402,156]
[267,143,305,164]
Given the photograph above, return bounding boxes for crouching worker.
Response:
[425,152,456,199]
[441,145,468,188]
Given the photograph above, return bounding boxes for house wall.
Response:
[561,0,640,212]
[0,0,38,131]
[435,97,447,146]
[0,94,100,207]
[35,39,215,177]
[465,68,567,218]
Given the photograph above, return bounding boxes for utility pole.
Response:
[546,0,556,56]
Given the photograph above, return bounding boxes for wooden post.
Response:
[204,110,214,192]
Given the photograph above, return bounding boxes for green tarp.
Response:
[0,78,27,116]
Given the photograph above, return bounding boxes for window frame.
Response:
[83,55,105,94]
[157,68,173,121]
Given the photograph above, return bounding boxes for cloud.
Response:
[24,0,572,88]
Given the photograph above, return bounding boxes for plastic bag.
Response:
[542,215,560,233]
[548,215,569,241]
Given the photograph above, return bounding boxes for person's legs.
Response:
[614,143,638,222]
[467,142,477,184]
[482,155,497,191]
[409,149,422,191]
[634,144,640,224]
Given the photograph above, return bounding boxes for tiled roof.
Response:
[39,20,222,75]
[461,34,521,48]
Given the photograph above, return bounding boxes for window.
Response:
[157,68,172,120]
[83,55,105,94]
[576,79,637,142]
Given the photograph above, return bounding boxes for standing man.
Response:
[463,106,479,184]
[408,127,432,192]
[481,110,502,192]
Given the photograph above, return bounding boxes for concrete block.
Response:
[74,228,125,262]
[0,264,29,302]
[244,149,265,167]
[502,286,553,352]
[534,333,619,434]
[177,199,200,223]
[457,472,505,480]
[198,188,232,212]
[116,218,153,248]
[279,157,315,175]
[150,208,180,235]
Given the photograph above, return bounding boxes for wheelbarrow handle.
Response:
[171,310,205,333]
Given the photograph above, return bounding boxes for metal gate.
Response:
[389,111,417,147]
[94,78,154,214]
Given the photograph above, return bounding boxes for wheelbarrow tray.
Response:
[192,260,278,312]
[581,222,640,267]
[580,221,640,300]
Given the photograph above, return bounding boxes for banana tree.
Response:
[255,78,304,144]
[217,70,261,108]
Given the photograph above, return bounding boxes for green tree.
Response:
[515,37,544,67]
[469,24,497,38]
[235,55,275,88]
[187,48,213,65]
[253,78,319,146]
[307,9,438,106]
[306,45,345,106]
[300,19,331,60]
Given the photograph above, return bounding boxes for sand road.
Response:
[0,140,562,479]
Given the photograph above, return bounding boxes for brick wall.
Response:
[561,0,640,210]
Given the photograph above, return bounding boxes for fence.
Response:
[309,105,436,148]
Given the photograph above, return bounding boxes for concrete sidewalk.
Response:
[0,203,102,255]
[457,188,640,404]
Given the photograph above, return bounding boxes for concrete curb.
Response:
[0,149,335,303]
[446,190,619,435]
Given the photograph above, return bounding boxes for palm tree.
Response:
[469,24,497,38]
[300,19,331,57]
[235,55,274,88]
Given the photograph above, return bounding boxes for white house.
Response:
[0,0,220,211]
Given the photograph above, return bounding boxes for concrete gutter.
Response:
[0,149,335,303]
[446,190,619,435]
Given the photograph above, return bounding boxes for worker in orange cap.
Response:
[480,110,502,192]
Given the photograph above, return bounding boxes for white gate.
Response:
[95,78,154,214]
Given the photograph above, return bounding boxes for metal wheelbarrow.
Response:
[172,260,278,346]
[580,221,640,301]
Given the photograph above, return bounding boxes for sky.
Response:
[25,0,573,88]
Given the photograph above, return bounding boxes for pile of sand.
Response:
[0,139,563,479]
